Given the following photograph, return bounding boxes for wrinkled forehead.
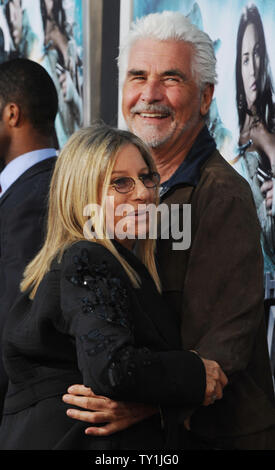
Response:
[121,37,198,87]
[129,38,194,69]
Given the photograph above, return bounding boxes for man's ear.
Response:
[200,84,214,117]
[2,103,21,127]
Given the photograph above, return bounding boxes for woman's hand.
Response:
[261,179,274,215]
[44,20,68,64]
[62,385,158,436]
[250,122,275,164]
[240,114,275,167]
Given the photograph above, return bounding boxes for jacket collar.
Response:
[0,149,57,197]
[0,156,57,207]
[160,125,216,198]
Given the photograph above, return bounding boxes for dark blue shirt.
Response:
[160,125,216,199]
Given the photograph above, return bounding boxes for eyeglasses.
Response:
[110,172,160,194]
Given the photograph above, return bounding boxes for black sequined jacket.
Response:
[1,240,205,449]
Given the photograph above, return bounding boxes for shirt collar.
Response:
[160,125,216,198]
[0,148,57,196]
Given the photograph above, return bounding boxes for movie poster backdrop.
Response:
[0,0,83,149]
[120,0,275,377]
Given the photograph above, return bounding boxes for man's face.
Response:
[122,38,210,152]
[8,0,23,47]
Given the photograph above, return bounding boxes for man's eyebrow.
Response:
[126,68,188,80]
[161,69,188,80]
[127,69,147,77]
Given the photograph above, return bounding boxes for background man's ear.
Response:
[3,103,21,127]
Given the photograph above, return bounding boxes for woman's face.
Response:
[105,144,157,249]
[241,23,260,109]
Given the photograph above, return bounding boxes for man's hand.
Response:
[62,385,157,436]
[200,358,228,406]
[63,358,228,435]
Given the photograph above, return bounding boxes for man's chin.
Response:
[132,127,173,149]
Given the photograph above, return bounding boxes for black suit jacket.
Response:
[0,156,56,418]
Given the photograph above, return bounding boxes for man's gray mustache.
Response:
[130,104,174,117]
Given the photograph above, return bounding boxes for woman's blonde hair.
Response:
[21,122,161,298]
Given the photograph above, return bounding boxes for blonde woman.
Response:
[0,123,225,450]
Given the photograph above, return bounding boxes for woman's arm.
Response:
[60,242,227,435]
[240,113,275,170]
[62,353,227,437]
[60,242,221,407]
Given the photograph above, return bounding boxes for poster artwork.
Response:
[0,0,83,148]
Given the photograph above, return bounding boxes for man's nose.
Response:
[141,80,163,103]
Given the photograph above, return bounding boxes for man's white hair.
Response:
[118,10,217,89]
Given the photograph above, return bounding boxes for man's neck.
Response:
[4,136,56,167]
[151,122,204,183]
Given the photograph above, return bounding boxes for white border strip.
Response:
[267,305,275,391]
[118,0,134,129]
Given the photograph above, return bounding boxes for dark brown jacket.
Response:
[157,149,275,449]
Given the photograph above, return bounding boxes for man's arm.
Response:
[63,385,158,436]
[180,189,265,375]
[62,358,227,436]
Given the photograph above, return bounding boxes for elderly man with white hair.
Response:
[63,11,275,450]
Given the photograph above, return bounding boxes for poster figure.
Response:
[0,0,83,148]
[234,4,275,272]
[0,5,10,62]
[233,5,275,379]
[3,0,40,59]
[39,0,83,147]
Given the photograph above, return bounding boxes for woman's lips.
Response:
[250,82,257,91]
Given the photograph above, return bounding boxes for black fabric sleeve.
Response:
[60,241,206,406]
